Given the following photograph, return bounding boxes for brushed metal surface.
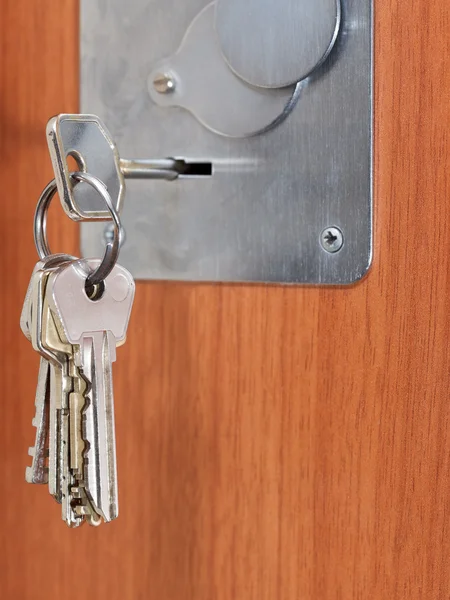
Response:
[215,0,341,89]
[47,114,124,220]
[80,0,372,285]
[148,3,300,138]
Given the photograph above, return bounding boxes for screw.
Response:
[104,223,125,247]
[153,72,176,94]
[320,226,344,254]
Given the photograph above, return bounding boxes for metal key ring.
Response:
[34,171,122,287]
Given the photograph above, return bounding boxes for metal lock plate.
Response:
[80,0,373,284]
[215,0,341,88]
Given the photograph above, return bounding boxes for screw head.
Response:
[153,73,176,94]
[320,226,344,254]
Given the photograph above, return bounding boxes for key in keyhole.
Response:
[47,114,214,221]
[120,158,213,180]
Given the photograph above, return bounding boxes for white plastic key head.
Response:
[48,259,135,345]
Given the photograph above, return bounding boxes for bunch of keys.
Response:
[22,144,135,527]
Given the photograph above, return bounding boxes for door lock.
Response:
[80,0,372,284]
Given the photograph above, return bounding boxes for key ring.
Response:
[34,172,122,287]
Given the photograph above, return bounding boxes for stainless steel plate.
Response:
[80,0,372,284]
[215,0,341,88]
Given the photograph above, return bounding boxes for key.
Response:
[28,258,74,505]
[41,290,101,526]
[47,258,135,522]
[23,255,106,527]
[46,114,185,221]
[22,255,74,493]
[40,291,83,527]
[25,357,50,484]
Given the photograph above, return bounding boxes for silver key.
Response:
[27,256,85,526]
[28,259,73,505]
[46,115,124,221]
[42,291,103,527]
[21,254,75,342]
[47,259,135,522]
[22,255,74,493]
[23,255,106,527]
[46,114,182,221]
[25,357,50,484]
[41,298,83,527]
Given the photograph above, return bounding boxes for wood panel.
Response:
[1,0,450,598]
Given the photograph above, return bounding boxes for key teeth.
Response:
[71,487,82,500]
[74,506,89,516]
[72,501,103,526]
[28,447,35,457]
[66,517,85,529]
[25,466,33,483]
[25,466,48,484]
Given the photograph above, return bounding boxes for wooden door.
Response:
[2,1,450,598]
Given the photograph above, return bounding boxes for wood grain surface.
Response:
[2,1,450,598]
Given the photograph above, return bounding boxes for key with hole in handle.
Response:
[41,283,100,526]
[46,114,206,221]
[47,259,135,522]
[22,255,75,493]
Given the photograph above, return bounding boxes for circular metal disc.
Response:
[215,0,341,89]
[148,3,300,138]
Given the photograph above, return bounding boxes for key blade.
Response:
[25,357,50,485]
[81,332,118,522]
[60,409,84,528]
[47,364,63,502]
